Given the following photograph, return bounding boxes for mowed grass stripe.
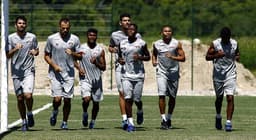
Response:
[2,95,256,140]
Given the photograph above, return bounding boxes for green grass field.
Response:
[1,95,256,140]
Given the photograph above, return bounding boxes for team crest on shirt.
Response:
[68,42,74,47]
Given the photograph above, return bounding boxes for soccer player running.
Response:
[109,13,142,129]
[118,23,150,132]
[152,25,185,130]
[44,18,80,130]
[74,28,106,129]
[6,16,39,131]
[206,27,240,132]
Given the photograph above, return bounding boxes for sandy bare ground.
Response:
[2,40,256,96]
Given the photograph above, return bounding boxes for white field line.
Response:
[0,103,52,134]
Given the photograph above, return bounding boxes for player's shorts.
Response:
[13,74,35,95]
[80,78,103,102]
[122,79,144,102]
[157,76,178,98]
[213,78,236,97]
[50,77,74,98]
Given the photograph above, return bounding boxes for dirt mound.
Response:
[2,41,256,96]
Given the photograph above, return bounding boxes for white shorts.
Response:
[157,76,178,98]
[213,78,236,97]
[13,74,35,95]
[51,77,74,98]
[122,79,144,102]
[80,78,103,102]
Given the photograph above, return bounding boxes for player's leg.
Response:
[213,81,224,130]
[134,80,144,125]
[23,74,35,127]
[90,101,99,129]
[13,78,28,131]
[166,79,178,129]
[157,76,168,129]
[116,70,127,123]
[224,78,236,132]
[80,79,91,127]
[123,80,135,132]
[49,78,62,126]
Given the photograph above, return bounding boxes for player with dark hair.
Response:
[152,25,185,130]
[6,15,39,131]
[118,23,150,132]
[109,13,142,129]
[206,27,240,132]
[44,17,80,129]
[74,28,106,129]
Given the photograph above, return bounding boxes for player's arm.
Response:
[166,42,185,62]
[152,44,158,67]
[205,42,225,61]
[74,60,85,76]
[108,45,118,53]
[138,44,150,61]
[6,43,23,59]
[44,52,62,72]
[91,50,106,71]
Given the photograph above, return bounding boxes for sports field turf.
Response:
[1,94,256,140]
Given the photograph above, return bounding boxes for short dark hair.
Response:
[220,27,231,38]
[87,28,98,35]
[129,23,138,31]
[119,13,131,21]
[59,17,70,25]
[15,16,27,24]
[161,25,172,32]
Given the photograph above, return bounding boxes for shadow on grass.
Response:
[0,126,43,139]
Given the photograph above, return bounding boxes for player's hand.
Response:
[90,56,97,64]
[65,48,73,55]
[79,68,86,76]
[110,47,118,53]
[152,62,158,67]
[29,49,38,56]
[215,50,225,58]
[165,52,173,59]
[53,65,62,72]
[133,52,140,61]
[15,43,23,51]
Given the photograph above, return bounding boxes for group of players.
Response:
[6,13,239,132]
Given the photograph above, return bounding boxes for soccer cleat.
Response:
[225,122,232,132]
[167,119,172,129]
[136,112,144,125]
[89,121,95,129]
[21,123,28,131]
[127,124,135,132]
[60,122,68,130]
[160,120,168,130]
[121,120,128,130]
[50,112,58,126]
[82,113,88,127]
[27,114,35,127]
[215,117,222,130]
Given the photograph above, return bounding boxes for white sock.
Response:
[128,118,134,126]
[161,114,167,121]
[226,120,231,124]
[122,114,127,121]
[91,120,95,124]
[22,119,27,124]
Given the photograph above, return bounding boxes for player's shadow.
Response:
[0,126,43,139]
